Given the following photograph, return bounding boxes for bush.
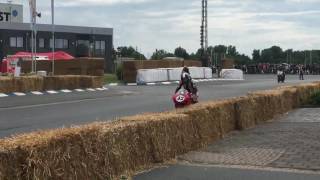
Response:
[116,65,123,80]
[309,91,320,105]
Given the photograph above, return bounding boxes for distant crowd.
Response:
[234,64,320,75]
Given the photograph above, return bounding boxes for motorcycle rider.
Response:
[175,67,193,93]
[277,66,286,83]
[175,67,198,102]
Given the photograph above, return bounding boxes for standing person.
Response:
[299,65,304,80]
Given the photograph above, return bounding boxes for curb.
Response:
[0,87,109,98]
[106,78,244,87]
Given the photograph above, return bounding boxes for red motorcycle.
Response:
[172,89,198,108]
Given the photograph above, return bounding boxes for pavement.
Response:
[0,74,319,138]
[134,108,320,180]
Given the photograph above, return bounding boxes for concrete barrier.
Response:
[0,75,103,93]
[0,83,319,179]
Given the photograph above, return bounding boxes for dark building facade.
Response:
[0,23,113,72]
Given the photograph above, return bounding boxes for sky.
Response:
[2,0,320,57]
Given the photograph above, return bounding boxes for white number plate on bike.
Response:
[176,95,185,103]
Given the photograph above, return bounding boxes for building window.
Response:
[10,37,24,48]
[77,40,90,47]
[50,39,69,49]
[95,40,105,55]
[39,38,45,48]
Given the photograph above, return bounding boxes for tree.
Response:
[151,49,174,60]
[252,49,260,62]
[189,48,202,60]
[117,46,146,60]
[234,54,252,65]
[174,47,189,59]
[213,45,228,54]
[227,45,238,56]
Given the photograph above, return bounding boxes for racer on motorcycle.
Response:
[175,67,198,103]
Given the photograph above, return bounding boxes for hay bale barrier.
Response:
[0,75,103,93]
[0,76,44,93]
[0,83,320,179]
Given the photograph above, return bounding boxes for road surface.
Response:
[0,75,318,138]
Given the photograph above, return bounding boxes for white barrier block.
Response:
[204,67,213,79]
[220,69,244,80]
[137,69,168,84]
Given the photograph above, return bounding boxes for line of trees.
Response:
[253,46,320,65]
[113,45,320,65]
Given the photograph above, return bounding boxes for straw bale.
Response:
[233,96,258,130]
[0,76,44,93]
[43,75,103,90]
[294,83,320,104]
[183,60,202,67]
[177,99,237,139]
[169,61,183,68]
[142,61,159,69]
[0,113,194,179]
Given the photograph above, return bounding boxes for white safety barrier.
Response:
[168,68,183,81]
[204,68,213,79]
[189,67,205,79]
[220,69,244,80]
[137,67,213,84]
[136,69,168,84]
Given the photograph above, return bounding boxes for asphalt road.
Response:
[0,74,319,138]
[134,164,320,180]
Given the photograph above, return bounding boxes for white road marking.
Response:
[162,82,171,85]
[13,92,26,96]
[75,89,85,92]
[109,83,118,86]
[31,91,43,95]
[0,93,8,97]
[47,90,58,94]
[61,89,72,93]
[146,83,156,86]
[127,83,137,86]
[87,88,96,92]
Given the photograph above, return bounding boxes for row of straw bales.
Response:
[0,75,103,93]
[0,83,319,179]
[21,58,105,76]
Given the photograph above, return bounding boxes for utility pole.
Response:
[200,0,209,67]
[51,0,55,75]
[8,0,12,23]
[29,0,41,73]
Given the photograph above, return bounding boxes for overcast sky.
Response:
[3,0,320,57]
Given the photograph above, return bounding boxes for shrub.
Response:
[309,91,320,105]
[116,65,123,80]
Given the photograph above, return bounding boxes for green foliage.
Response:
[117,46,146,60]
[116,65,123,80]
[309,91,320,106]
[174,47,189,59]
[252,49,261,62]
[151,49,174,60]
[255,46,320,64]
[103,74,120,84]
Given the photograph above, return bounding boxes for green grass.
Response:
[103,74,121,84]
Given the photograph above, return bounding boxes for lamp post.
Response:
[51,0,55,75]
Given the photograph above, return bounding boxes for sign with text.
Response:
[0,3,23,23]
